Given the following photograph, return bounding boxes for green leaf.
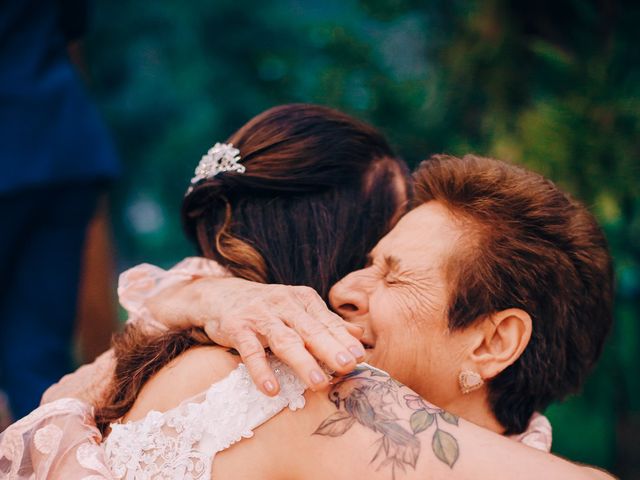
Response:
[410,409,434,434]
[438,411,459,426]
[432,429,459,468]
[313,411,356,437]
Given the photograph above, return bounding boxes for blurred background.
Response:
[4,0,639,476]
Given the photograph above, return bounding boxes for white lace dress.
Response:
[103,359,306,480]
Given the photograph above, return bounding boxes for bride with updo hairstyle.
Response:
[94,103,410,431]
[181,103,408,296]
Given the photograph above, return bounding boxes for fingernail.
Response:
[336,351,352,366]
[263,380,276,393]
[349,345,365,359]
[310,369,325,385]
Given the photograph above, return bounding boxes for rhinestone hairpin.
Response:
[190,142,245,185]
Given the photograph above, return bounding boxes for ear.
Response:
[468,308,532,380]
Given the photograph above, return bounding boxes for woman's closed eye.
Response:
[381,255,407,286]
[383,269,401,285]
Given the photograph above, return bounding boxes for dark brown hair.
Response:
[182,104,408,298]
[413,154,614,434]
[96,104,409,432]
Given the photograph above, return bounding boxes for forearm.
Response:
[119,259,231,334]
[144,277,223,332]
[121,263,367,395]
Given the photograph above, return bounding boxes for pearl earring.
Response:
[458,370,484,394]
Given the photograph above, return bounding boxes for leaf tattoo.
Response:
[405,394,460,468]
[409,409,434,434]
[432,429,459,467]
[314,411,356,436]
[439,411,459,426]
[313,366,461,478]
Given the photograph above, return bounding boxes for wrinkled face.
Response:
[329,201,471,407]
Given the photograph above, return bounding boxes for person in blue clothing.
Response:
[0,0,120,420]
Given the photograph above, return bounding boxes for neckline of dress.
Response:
[114,362,250,427]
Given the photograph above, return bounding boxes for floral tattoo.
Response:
[313,366,460,478]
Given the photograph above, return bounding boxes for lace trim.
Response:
[104,358,306,480]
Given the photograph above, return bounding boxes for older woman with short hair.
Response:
[329,154,613,438]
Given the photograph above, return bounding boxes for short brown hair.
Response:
[413,154,614,434]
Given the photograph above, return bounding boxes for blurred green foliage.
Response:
[86,0,639,475]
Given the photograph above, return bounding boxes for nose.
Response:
[329,271,370,320]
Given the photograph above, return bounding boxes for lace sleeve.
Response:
[0,398,114,480]
[118,257,230,333]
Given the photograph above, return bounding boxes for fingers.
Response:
[285,310,357,375]
[291,287,365,372]
[264,321,332,392]
[318,313,366,362]
[200,282,366,396]
[214,323,281,397]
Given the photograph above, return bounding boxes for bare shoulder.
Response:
[578,466,617,479]
[215,364,453,480]
[124,345,241,422]
[289,365,453,480]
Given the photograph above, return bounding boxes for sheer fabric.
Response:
[0,398,112,479]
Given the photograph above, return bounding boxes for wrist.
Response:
[144,276,227,330]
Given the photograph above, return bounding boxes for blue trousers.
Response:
[0,182,100,419]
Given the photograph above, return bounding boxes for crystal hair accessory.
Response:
[190,142,245,184]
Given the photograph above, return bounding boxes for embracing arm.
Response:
[143,275,366,394]
[6,259,363,479]
[118,258,366,394]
